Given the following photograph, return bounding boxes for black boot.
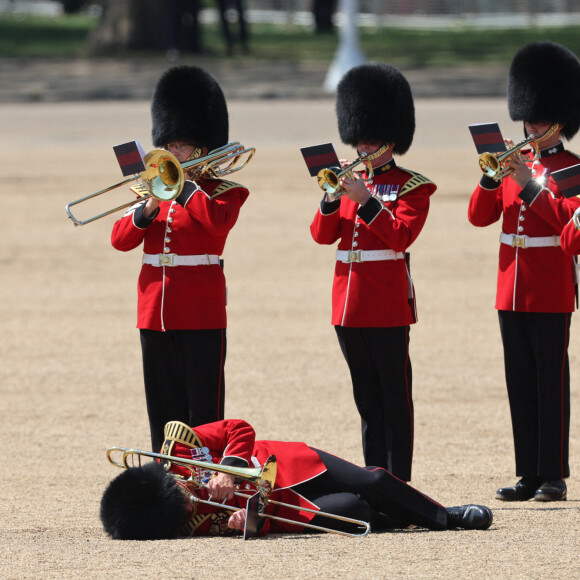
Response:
[446,505,493,530]
[534,480,567,502]
[495,477,541,501]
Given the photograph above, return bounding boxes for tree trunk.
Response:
[88,0,167,53]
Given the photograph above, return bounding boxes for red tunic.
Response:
[111,178,249,330]
[310,163,436,327]
[468,148,580,312]
[560,214,580,255]
[162,419,327,536]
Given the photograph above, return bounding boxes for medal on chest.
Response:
[369,183,399,203]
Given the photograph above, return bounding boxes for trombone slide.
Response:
[66,142,255,226]
[65,176,148,226]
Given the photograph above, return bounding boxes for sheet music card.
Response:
[468,123,507,154]
[300,143,340,176]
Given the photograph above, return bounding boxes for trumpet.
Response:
[478,123,559,181]
[106,446,371,539]
[66,142,255,226]
[317,143,389,199]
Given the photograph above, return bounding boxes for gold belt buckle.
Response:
[512,235,527,249]
[159,253,175,266]
[348,250,362,263]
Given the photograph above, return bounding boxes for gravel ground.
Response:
[0,78,578,579]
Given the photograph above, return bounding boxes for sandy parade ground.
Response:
[0,78,579,578]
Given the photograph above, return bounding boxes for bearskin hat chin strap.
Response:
[186,147,204,163]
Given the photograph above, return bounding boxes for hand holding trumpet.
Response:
[326,158,372,205]
[319,144,390,202]
[477,123,560,183]
[502,136,533,188]
[505,152,533,188]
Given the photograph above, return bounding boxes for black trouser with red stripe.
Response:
[498,311,571,480]
[335,326,414,482]
[140,328,226,452]
[296,448,447,532]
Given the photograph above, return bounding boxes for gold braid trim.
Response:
[181,511,239,536]
[180,512,214,536]
[397,168,436,198]
[161,421,203,457]
[210,180,244,199]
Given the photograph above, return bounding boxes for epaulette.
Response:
[210,179,245,199]
[398,168,436,197]
[130,183,151,198]
[161,421,203,457]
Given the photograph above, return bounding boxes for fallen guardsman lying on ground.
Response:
[100,419,492,539]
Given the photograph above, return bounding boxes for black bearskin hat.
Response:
[336,62,415,155]
[100,462,189,540]
[508,42,580,140]
[151,65,229,150]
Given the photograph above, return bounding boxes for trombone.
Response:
[106,446,371,539]
[317,143,389,199]
[66,142,255,226]
[478,123,559,181]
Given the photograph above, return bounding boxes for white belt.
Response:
[143,253,220,267]
[336,249,404,263]
[500,232,560,249]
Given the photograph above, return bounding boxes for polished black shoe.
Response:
[495,477,542,501]
[534,479,567,502]
[446,505,493,530]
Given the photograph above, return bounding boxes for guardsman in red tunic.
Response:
[310,63,436,482]
[468,42,580,502]
[111,67,249,452]
[100,419,493,539]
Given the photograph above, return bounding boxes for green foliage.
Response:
[0,14,95,57]
[360,26,580,67]
[241,24,580,67]
[1,13,580,67]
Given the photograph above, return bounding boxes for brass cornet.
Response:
[106,446,371,539]
[65,142,255,226]
[317,144,389,199]
[478,123,559,181]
